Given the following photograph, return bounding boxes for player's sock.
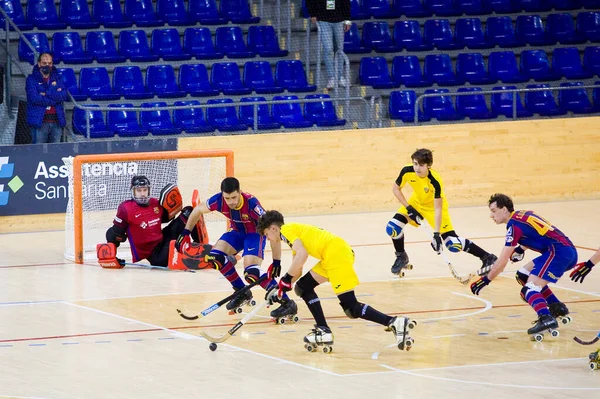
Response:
[214,250,244,290]
[463,240,487,258]
[392,235,405,252]
[523,287,550,317]
[298,288,327,327]
[359,305,393,326]
[540,286,560,305]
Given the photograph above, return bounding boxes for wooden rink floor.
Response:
[1,201,600,398]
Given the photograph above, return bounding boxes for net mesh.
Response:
[63,154,229,262]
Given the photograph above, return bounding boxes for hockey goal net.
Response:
[63,149,234,264]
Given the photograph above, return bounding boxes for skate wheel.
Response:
[292,315,299,323]
[550,329,559,338]
[406,264,413,270]
[408,320,417,330]
[306,344,315,352]
[405,337,414,351]
[533,334,544,342]
[249,300,256,307]
[278,317,286,325]
[590,362,597,370]
[236,307,243,314]
[398,271,405,278]
[323,346,333,354]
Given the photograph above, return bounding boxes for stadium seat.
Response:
[488,51,528,83]
[124,0,165,27]
[520,50,561,81]
[140,102,182,135]
[344,23,371,54]
[179,64,220,97]
[485,16,521,48]
[156,0,193,26]
[80,67,120,100]
[239,97,281,130]
[211,62,252,95]
[582,0,600,8]
[516,15,552,46]
[247,26,288,57]
[393,0,432,18]
[146,65,187,98]
[584,46,600,76]
[424,0,460,16]
[173,100,215,134]
[488,0,521,13]
[206,98,248,132]
[388,90,430,123]
[546,13,585,44]
[0,0,33,30]
[272,95,313,128]
[454,18,493,49]
[393,20,433,51]
[53,32,93,64]
[220,0,260,23]
[593,80,600,111]
[520,0,551,12]
[490,86,532,118]
[455,87,494,119]
[364,0,398,19]
[183,28,224,59]
[113,66,154,99]
[456,53,493,84]
[86,31,127,63]
[362,22,401,53]
[551,0,581,10]
[456,0,492,15]
[577,12,600,42]
[391,55,431,87]
[423,88,463,120]
[243,61,284,94]
[119,30,160,62]
[553,47,593,79]
[60,0,100,29]
[107,103,148,137]
[73,105,113,138]
[151,28,191,61]
[424,54,464,86]
[92,0,133,28]
[304,94,346,126]
[423,19,461,50]
[215,27,255,59]
[274,60,317,92]
[350,0,371,20]
[26,0,68,29]
[359,57,399,89]
[524,84,565,116]
[56,67,86,101]
[18,33,51,64]
[558,82,594,114]
[188,0,226,24]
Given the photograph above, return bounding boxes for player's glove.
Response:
[431,232,443,254]
[175,229,191,253]
[265,286,281,305]
[510,246,525,262]
[470,276,490,295]
[268,259,282,279]
[406,205,423,225]
[570,260,595,284]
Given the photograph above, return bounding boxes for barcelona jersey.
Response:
[113,198,164,262]
[206,191,265,234]
[505,210,574,252]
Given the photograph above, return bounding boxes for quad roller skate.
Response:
[304,325,334,353]
[589,348,600,370]
[270,298,299,324]
[548,302,572,326]
[527,314,559,342]
[479,253,498,276]
[226,288,256,315]
[388,316,416,351]
[391,251,413,277]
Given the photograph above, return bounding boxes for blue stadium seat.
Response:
[304,94,346,126]
[56,67,86,101]
[206,98,248,132]
[179,64,220,96]
[391,55,432,87]
[140,102,182,135]
[239,97,281,130]
[393,20,433,51]
[593,80,600,111]
[80,67,120,100]
[0,0,33,30]
[423,88,463,120]
[107,103,148,137]
[584,46,600,76]
[558,82,594,114]
[546,13,585,44]
[183,27,224,59]
[488,0,521,13]
[247,26,288,57]
[152,28,191,61]
[220,0,260,24]
[488,51,528,83]
[524,84,565,116]
[53,32,93,64]
[18,33,51,64]
[92,0,133,28]
[485,16,521,48]
[577,12,600,42]
[456,0,491,15]
[211,62,252,95]
[424,54,464,86]
[27,0,67,29]
[582,0,600,8]
[275,60,317,92]
[359,57,399,89]
[520,0,551,12]
[456,53,493,84]
[124,0,164,27]
[551,0,581,10]
[243,61,283,94]
[188,0,226,24]
[73,105,113,138]
[60,0,100,29]
[388,90,430,123]
[364,0,399,19]
[490,86,532,118]
[157,0,193,26]
[553,47,593,79]
[119,30,160,62]
[350,0,371,20]
[520,50,561,81]
[362,22,401,53]
[424,19,461,50]
[146,65,186,98]
[394,0,432,18]
[215,27,255,59]
[516,15,552,46]
[272,95,313,128]
[345,23,371,54]
[113,65,153,99]
[454,18,492,49]
[86,31,127,63]
[455,87,494,119]
[173,100,214,134]
[424,0,460,16]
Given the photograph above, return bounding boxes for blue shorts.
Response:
[531,244,577,283]
[219,231,266,259]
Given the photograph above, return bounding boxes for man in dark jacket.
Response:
[26,52,68,143]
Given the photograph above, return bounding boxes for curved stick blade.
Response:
[573,335,600,345]
[177,309,199,320]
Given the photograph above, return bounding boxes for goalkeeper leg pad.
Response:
[97,243,125,269]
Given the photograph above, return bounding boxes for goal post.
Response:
[64,149,234,264]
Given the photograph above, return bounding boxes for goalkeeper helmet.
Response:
[131,175,151,206]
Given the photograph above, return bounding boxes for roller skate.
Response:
[303,325,334,353]
[527,314,559,342]
[589,348,600,370]
[226,288,256,315]
[478,253,498,276]
[270,298,299,324]
[388,316,416,351]
[548,302,572,326]
[391,251,412,277]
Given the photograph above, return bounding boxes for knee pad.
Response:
[442,234,465,253]
[294,273,319,298]
[338,291,365,319]
[243,265,262,284]
[521,281,542,302]
[180,206,193,220]
[515,268,530,286]
[386,215,406,239]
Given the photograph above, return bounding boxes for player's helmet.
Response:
[131,175,151,206]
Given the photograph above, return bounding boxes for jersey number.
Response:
[518,213,554,236]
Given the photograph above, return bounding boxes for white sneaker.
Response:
[326,78,336,89]
[339,77,348,87]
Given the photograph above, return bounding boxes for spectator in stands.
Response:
[26,52,67,143]
[306,0,351,89]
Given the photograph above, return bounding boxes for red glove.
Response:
[278,273,293,297]
[97,243,125,269]
[175,229,191,253]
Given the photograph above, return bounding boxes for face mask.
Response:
[40,66,51,75]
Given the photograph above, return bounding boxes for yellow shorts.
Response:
[397,196,454,233]
[310,238,360,295]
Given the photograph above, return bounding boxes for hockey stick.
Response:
[199,299,269,344]
[573,332,600,345]
[124,262,195,273]
[176,275,267,320]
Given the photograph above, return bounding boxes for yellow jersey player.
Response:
[387,148,497,275]
[258,210,417,353]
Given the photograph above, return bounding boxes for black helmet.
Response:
[131,175,150,205]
